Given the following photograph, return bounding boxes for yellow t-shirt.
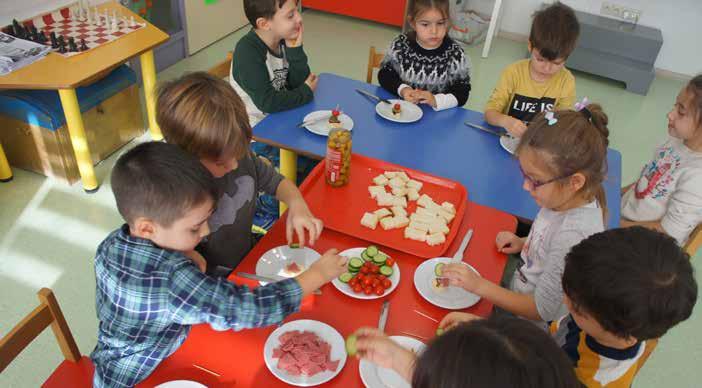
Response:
[485,59,576,123]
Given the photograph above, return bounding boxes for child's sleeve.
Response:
[252,153,285,196]
[232,39,313,113]
[661,170,702,245]
[168,262,302,330]
[286,45,311,89]
[378,37,409,97]
[484,66,516,113]
[433,48,472,110]
[555,72,576,110]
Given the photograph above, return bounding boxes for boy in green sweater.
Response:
[231,0,318,127]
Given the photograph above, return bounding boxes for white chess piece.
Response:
[130,16,136,28]
[86,8,93,25]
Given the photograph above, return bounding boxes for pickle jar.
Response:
[325,128,352,187]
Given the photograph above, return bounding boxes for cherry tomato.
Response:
[364,286,373,295]
[363,278,373,287]
[372,265,380,274]
[382,279,392,289]
[377,275,387,281]
[353,284,363,293]
[386,258,395,267]
[372,279,380,288]
[356,273,365,281]
[375,286,385,296]
[349,278,358,288]
[360,266,369,274]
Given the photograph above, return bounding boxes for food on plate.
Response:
[328,108,343,129]
[392,103,402,117]
[272,330,340,376]
[282,261,304,277]
[339,247,396,296]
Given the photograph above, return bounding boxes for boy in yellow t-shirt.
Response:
[485,3,579,137]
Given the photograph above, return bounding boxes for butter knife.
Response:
[378,300,390,331]
[453,229,473,262]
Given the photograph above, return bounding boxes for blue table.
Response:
[253,73,622,228]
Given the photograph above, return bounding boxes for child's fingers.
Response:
[286,218,294,245]
[355,327,385,339]
[295,224,306,248]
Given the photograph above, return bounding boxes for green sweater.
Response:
[230,29,313,125]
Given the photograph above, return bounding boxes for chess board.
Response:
[20,6,144,57]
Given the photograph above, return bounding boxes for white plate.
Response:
[359,336,426,388]
[256,245,321,284]
[375,99,423,123]
[264,319,347,386]
[413,257,481,310]
[303,110,354,136]
[332,247,400,300]
[500,135,520,154]
[155,381,207,388]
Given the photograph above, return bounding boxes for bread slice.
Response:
[373,174,389,186]
[388,177,405,189]
[397,171,410,182]
[368,185,386,199]
[392,186,408,197]
[441,201,456,215]
[426,232,446,246]
[393,216,410,229]
[377,192,395,207]
[407,188,420,201]
[404,227,427,242]
[409,219,431,232]
[360,212,379,230]
[429,220,450,235]
[380,216,396,230]
[391,206,407,218]
[406,179,423,191]
[374,208,392,219]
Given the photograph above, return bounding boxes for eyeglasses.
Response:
[519,165,571,189]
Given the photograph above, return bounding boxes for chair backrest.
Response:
[635,338,658,378]
[0,288,80,373]
[366,46,385,84]
[208,51,234,79]
[684,223,702,257]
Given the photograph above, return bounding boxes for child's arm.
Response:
[554,72,576,110]
[285,23,311,89]
[484,68,527,136]
[232,40,313,113]
[167,249,347,329]
[355,328,417,383]
[421,48,472,111]
[276,179,323,247]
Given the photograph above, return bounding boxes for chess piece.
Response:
[12,19,22,38]
[111,14,118,33]
[87,8,93,24]
[130,16,136,28]
[38,31,47,44]
[68,37,78,52]
[58,40,67,54]
[80,38,88,51]
[50,32,59,48]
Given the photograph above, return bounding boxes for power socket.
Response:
[601,2,641,24]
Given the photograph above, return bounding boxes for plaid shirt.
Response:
[91,225,303,387]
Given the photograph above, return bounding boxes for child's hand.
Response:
[414,90,437,107]
[308,249,348,282]
[442,263,484,294]
[286,22,304,47]
[185,250,207,273]
[305,73,319,91]
[505,117,528,137]
[354,328,407,369]
[495,231,524,254]
[438,312,482,331]
[400,87,420,104]
[286,200,324,247]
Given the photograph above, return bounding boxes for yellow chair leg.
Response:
[58,89,99,193]
[279,149,298,215]
[0,142,12,182]
[140,50,163,141]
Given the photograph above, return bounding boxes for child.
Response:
[378,0,472,111]
[353,315,581,388]
[443,104,610,326]
[157,72,323,275]
[231,0,316,127]
[621,75,702,245]
[441,227,698,388]
[91,142,347,387]
[484,2,579,137]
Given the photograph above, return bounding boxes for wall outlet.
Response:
[601,2,641,24]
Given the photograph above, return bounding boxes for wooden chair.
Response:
[208,51,233,79]
[684,224,702,257]
[0,288,93,386]
[366,46,385,84]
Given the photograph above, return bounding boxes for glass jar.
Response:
[325,128,352,187]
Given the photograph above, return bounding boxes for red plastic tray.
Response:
[299,154,468,258]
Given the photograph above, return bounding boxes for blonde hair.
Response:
[156,72,252,161]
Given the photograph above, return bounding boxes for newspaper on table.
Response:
[0,32,52,76]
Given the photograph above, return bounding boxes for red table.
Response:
[138,200,515,387]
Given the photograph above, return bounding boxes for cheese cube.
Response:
[360,212,379,230]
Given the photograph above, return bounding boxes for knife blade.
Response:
[464,122,509,137]
[378,300,390,331]
[237,272,322,295]
[453,229,474,261]
[355,88,392,105]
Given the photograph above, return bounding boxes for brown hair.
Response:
[156,72,252,161]
[530,2,580,61]
[685,74,702,128]
[244,0,296,27]
[111,142,219,227]
[406,0,450,41]
[516,104,610,222]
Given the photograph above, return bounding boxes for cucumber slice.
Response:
[372,254,387,266]
[348,266,360,273]
[346,334,358,356]
[379,265,393,277]
[434,263,445,277]
[338,272,353,283]
[289,243,300,248]
[361,251,372,262]
[436,328,445,336]
[349,257,364,270]
[366,245,379,257]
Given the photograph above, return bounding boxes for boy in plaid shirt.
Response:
[91,142,347,387]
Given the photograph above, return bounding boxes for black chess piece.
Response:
[38,31,47,43]
[30,25,38,36]
[68,37,78,52]
[58,40,67,54]
[57,35,65,46]
[12,19,22,38]
[30,29,39,42]
[50,32,58,48]
[79,38,88,51]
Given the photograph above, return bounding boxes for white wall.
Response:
[495,0,702,76]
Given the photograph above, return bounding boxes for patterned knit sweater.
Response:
[378,34,472,109]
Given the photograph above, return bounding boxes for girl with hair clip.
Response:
[443,100,610,327]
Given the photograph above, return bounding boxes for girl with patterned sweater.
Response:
[378,0,471,111]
